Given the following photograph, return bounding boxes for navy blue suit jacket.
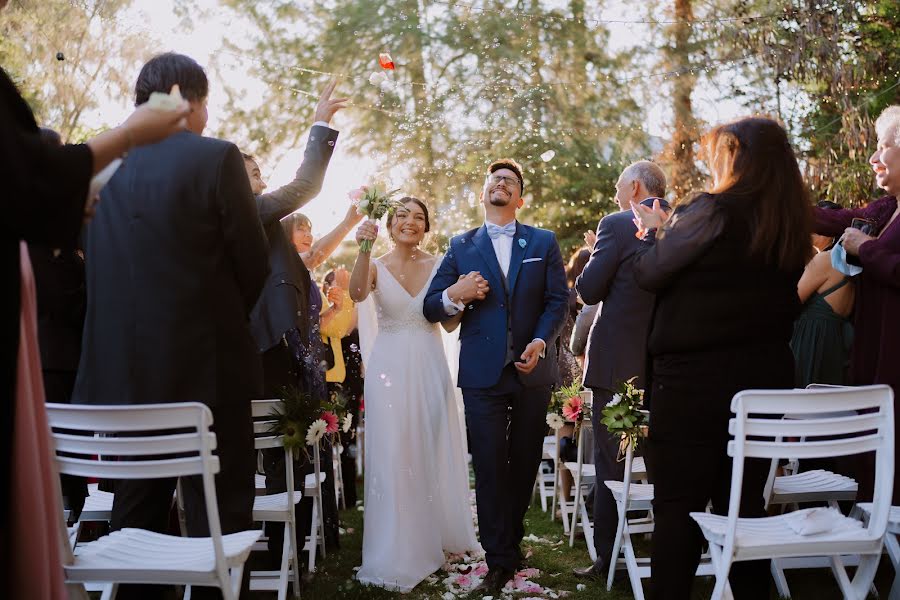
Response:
[575,199,669,391]
[424,222,569,389]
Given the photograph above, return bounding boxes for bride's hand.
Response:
[447,271,489,304]
[355,220,378,251]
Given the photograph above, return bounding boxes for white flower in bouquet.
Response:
[306,418,328,445]
[607,393,622,407]
[342,413,353,433]
[546,413,565,430]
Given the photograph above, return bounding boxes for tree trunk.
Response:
[665,0,701,200]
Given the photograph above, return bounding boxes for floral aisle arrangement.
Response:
[546,381,591,436]
[349,184,403,253]
[600,376,647,454]
[270,386,353,458]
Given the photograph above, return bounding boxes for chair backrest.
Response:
[47,402,219,480]
[727,385,894,542]
[252,398,285,451]
[762,384,859,506]
[250,399,297,507]
[46,402,230,579]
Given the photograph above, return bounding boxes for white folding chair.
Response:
[248,399,301,599]
[333,442,346,510]
[356,422,365,478]
[532,435,556,512]
[303,442,328,573]
[565,390,595,556]
[254,441,329,574]
[690,385,894,600]
[47,402,261,600]
[763,384,861,596]
[604,433,713,599]
[853,503,900,599]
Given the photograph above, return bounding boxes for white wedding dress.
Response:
[356,257,481,592]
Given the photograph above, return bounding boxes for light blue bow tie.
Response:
[486,222,516,239]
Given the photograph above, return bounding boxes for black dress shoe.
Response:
[475,567,516,593]
[573,558,606,581]
[515,546,527,568]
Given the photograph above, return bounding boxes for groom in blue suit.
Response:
[424,159,569,592]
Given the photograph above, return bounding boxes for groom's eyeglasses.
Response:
[487,174,521,189]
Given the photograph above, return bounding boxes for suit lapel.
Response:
[506,222,531,295]
[472,226,505,292]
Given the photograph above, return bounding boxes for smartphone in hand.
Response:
[850,217,876,236]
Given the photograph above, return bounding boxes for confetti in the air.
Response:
[379,52,395,70]
[540,150,556,162]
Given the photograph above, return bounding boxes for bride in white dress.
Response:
[349,197,481,592]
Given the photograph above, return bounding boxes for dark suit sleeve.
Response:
[216,143,270,312]
[633,199,724,292]
[533,233,569,343]
[423,242,462,323]
[255,125,338,225]
[575,216,621,305]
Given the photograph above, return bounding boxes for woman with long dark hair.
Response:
[632,117,811,599]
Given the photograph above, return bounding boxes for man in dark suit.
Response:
[573,160,669,580]
[74,53,269,599]
[424,159,569,592]
[242,79,346,564]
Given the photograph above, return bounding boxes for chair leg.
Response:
[622,532,645,600]
[316,492,327,559]
[550,464,558,522]
[277,523,290,600]
[769,558,790,599]
[581,500,596,562]
[100,583,118,600]
[289,519,301,598]
[308,500,319,573]
[847,554,881,600]
[607,510,627,591]
[707,543,733,600]
[227,564,244,600]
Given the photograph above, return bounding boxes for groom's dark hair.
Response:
[487,158,525,195]
[134,52,208,106]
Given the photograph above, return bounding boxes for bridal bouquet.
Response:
[601,376,647,453]
[349,184,403,253]
[546,382,591,436]
[270,386,352,458]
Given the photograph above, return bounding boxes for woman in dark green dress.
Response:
[791,201,855,387]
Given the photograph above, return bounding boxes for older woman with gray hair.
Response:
[812,105,900,501]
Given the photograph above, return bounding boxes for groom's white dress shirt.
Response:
[441,219,546,357]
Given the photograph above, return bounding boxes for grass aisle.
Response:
[294,484,894,600]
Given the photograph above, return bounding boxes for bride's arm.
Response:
[441,311,464,333]
[349,221,378,302]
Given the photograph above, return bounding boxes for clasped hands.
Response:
[448,271,490,304]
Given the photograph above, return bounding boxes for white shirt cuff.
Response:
[531,338,546,358]
[442,289,465,315]
[312,121,335,131]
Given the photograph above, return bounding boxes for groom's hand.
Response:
[447,271,489,304]
[515,340,545,375]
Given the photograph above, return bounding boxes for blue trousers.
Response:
[462,364,550,570]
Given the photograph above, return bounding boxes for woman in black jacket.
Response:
[632,117,812,600]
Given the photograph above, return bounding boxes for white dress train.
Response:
[356,257,481,592]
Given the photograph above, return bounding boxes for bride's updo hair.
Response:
[387,196,431,233]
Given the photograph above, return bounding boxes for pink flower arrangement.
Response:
[472,563,489,577]
[320,411,339,434]
[562,395,583,422]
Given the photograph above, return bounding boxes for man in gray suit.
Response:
[572,160,669,580]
